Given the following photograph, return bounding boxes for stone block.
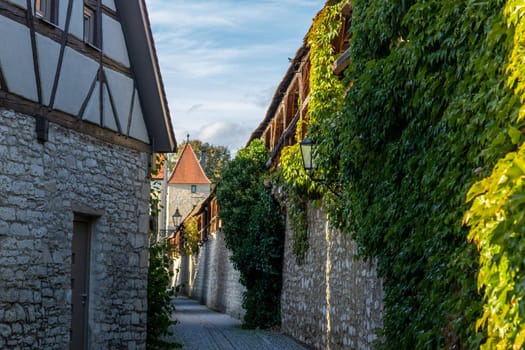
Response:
[0,324,11,337]
[11,323,22,334]
[4,308,16,323]
[0,207,15,220]
[17,240,34,250]
[85,158,98,168]
[10,223,30,236]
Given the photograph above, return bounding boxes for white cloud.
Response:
[197,121,254,153]
[145,0,320,151]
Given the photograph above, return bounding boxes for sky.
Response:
[145,0,322,153]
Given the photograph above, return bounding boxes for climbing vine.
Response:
[147,154,178,349]
[216,139,285,328]
[464,2,525,349]
[294,0,525,348]
[279,1,345,263]
[181,216,199,256]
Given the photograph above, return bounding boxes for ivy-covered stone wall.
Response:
[292,0,525,348]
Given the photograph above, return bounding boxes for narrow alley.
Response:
[169,297,309,350]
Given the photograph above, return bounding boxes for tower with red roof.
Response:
[166,142,211,230]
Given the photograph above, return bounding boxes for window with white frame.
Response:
[35,0,58,25]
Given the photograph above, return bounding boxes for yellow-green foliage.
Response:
[279,1,345,263]
[183,217,199,256]
[306,0,346,184]
[465,146,525,349]
[307,1,345,127]
[311,0,523,347]
[464,2,525,348]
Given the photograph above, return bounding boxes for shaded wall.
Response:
[177,230,245,320]
[281,204,384,349]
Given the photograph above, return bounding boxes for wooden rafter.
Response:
[97,0,104,126]
[126,82,136,136]
[102,69,123,134]
[0,90,150,152]
[48,0,74,109]
[77,68,100,120]
[26,0,43,104]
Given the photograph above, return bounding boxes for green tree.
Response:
[216,139,284,328]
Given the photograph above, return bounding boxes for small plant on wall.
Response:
[182,216,199,256]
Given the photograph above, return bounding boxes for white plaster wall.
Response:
[54,47,98,115]
[129,94,150,143]
[102,0,116,11]
[102,15,130,67]
[0,16,37,101]
[104,68,134,133]
[0,4,152,147]
[102,84,117,131]
[36,33,61,105]
[82,82,100,125]
[67,0,84,40]
[57,0,68,30]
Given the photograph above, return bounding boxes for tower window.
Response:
[191,185,197,193]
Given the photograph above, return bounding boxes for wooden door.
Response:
[71,218,91,350]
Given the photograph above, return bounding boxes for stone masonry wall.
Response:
[281,204,384,349]
[177,230,245,320]
[0,109,151,349]
[167,183,209,223]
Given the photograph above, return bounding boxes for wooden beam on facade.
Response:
[0,91,151,153]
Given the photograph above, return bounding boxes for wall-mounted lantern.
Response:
[172,208,182,228]
[299,136,340,197]
[300,136,316,172]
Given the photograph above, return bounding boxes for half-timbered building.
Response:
[0,0,175,348]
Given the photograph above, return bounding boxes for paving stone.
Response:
[169,297,310,350]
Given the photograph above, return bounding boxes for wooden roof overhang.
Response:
[247,1,352,169]
[246,44,311,169]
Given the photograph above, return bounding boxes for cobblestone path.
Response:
[169,297,309,350]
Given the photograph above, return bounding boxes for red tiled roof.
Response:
[151,154,166,180]
[167,144,211,184]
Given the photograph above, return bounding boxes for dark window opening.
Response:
[35,0,59,25]
[83,5,100,48]
[191,185,197,193]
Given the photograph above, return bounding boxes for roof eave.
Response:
[114,0,177,153]
[246,44,309,146]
